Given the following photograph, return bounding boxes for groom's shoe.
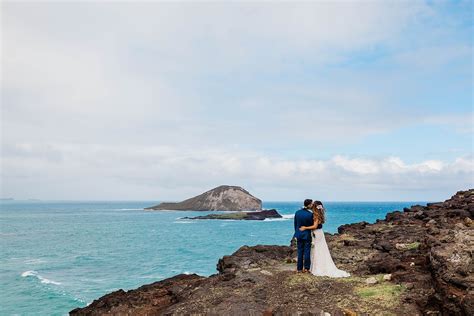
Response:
[302,269,310,273]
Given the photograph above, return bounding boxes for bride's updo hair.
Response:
[312,200,326,224]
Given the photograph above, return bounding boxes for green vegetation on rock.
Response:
[355,283,405,303]
[405,242,421,250]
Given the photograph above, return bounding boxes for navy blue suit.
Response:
[294,208,314,271]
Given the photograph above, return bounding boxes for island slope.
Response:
[145,185,262,211]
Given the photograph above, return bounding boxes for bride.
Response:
[299,201,350,278]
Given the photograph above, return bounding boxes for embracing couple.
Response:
[293,199,350,277]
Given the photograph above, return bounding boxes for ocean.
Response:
[0,200,427,315]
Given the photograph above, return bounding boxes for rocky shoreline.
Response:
[71,190,473,315]
[182,209,282,221]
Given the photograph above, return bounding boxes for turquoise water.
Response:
[0,200,426,315]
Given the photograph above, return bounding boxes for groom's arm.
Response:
[294,215,297,233]
[302,218,320,230]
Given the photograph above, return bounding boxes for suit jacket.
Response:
[293,208,314,240]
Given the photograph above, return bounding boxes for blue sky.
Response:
[1,1,473,201]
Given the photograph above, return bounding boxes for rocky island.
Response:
[145,185,262,211]
[182,209,282,221]
[71,189,473,315]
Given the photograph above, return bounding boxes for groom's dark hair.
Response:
[304,199,313,207]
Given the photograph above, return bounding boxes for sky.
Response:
[1,1,473,201]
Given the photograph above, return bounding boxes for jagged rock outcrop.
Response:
[71,189,473,315]
[145,185,262,211]
[182,209,282,221]
[332,189,474,315]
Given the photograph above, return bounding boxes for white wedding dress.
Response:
[309,228,350,278]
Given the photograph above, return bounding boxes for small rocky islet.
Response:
[145,185,262,211]
[147,185,282,220]
[182,209,282,221]
[71,189,473,315]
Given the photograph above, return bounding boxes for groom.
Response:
[294,199,314,273]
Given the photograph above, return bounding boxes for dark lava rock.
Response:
[70,274,206,316]
[372,240,394,252]
[145,185,262,211]
[183,209,282,221]
[385,211,403,221]
[71,189,474,316]
[216,245,294,274]
[338,221,368,234]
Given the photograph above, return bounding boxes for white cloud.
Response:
[1,143,472,200]
[422,114,474,134]
[331,156,448,175]
[1,2,428,122]
[1,1,472,200]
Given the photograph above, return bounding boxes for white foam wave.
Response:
[173,221,195,224]
[24,258,46,265]
[74,297,87,304]
[263,214,294,221]
[263,218,290,221]
[21,270,61,285]
[0,232,17,236]
[21,270,35,277]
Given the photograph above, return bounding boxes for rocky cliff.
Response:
[71,190,473,315]
[145,185,262,211]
